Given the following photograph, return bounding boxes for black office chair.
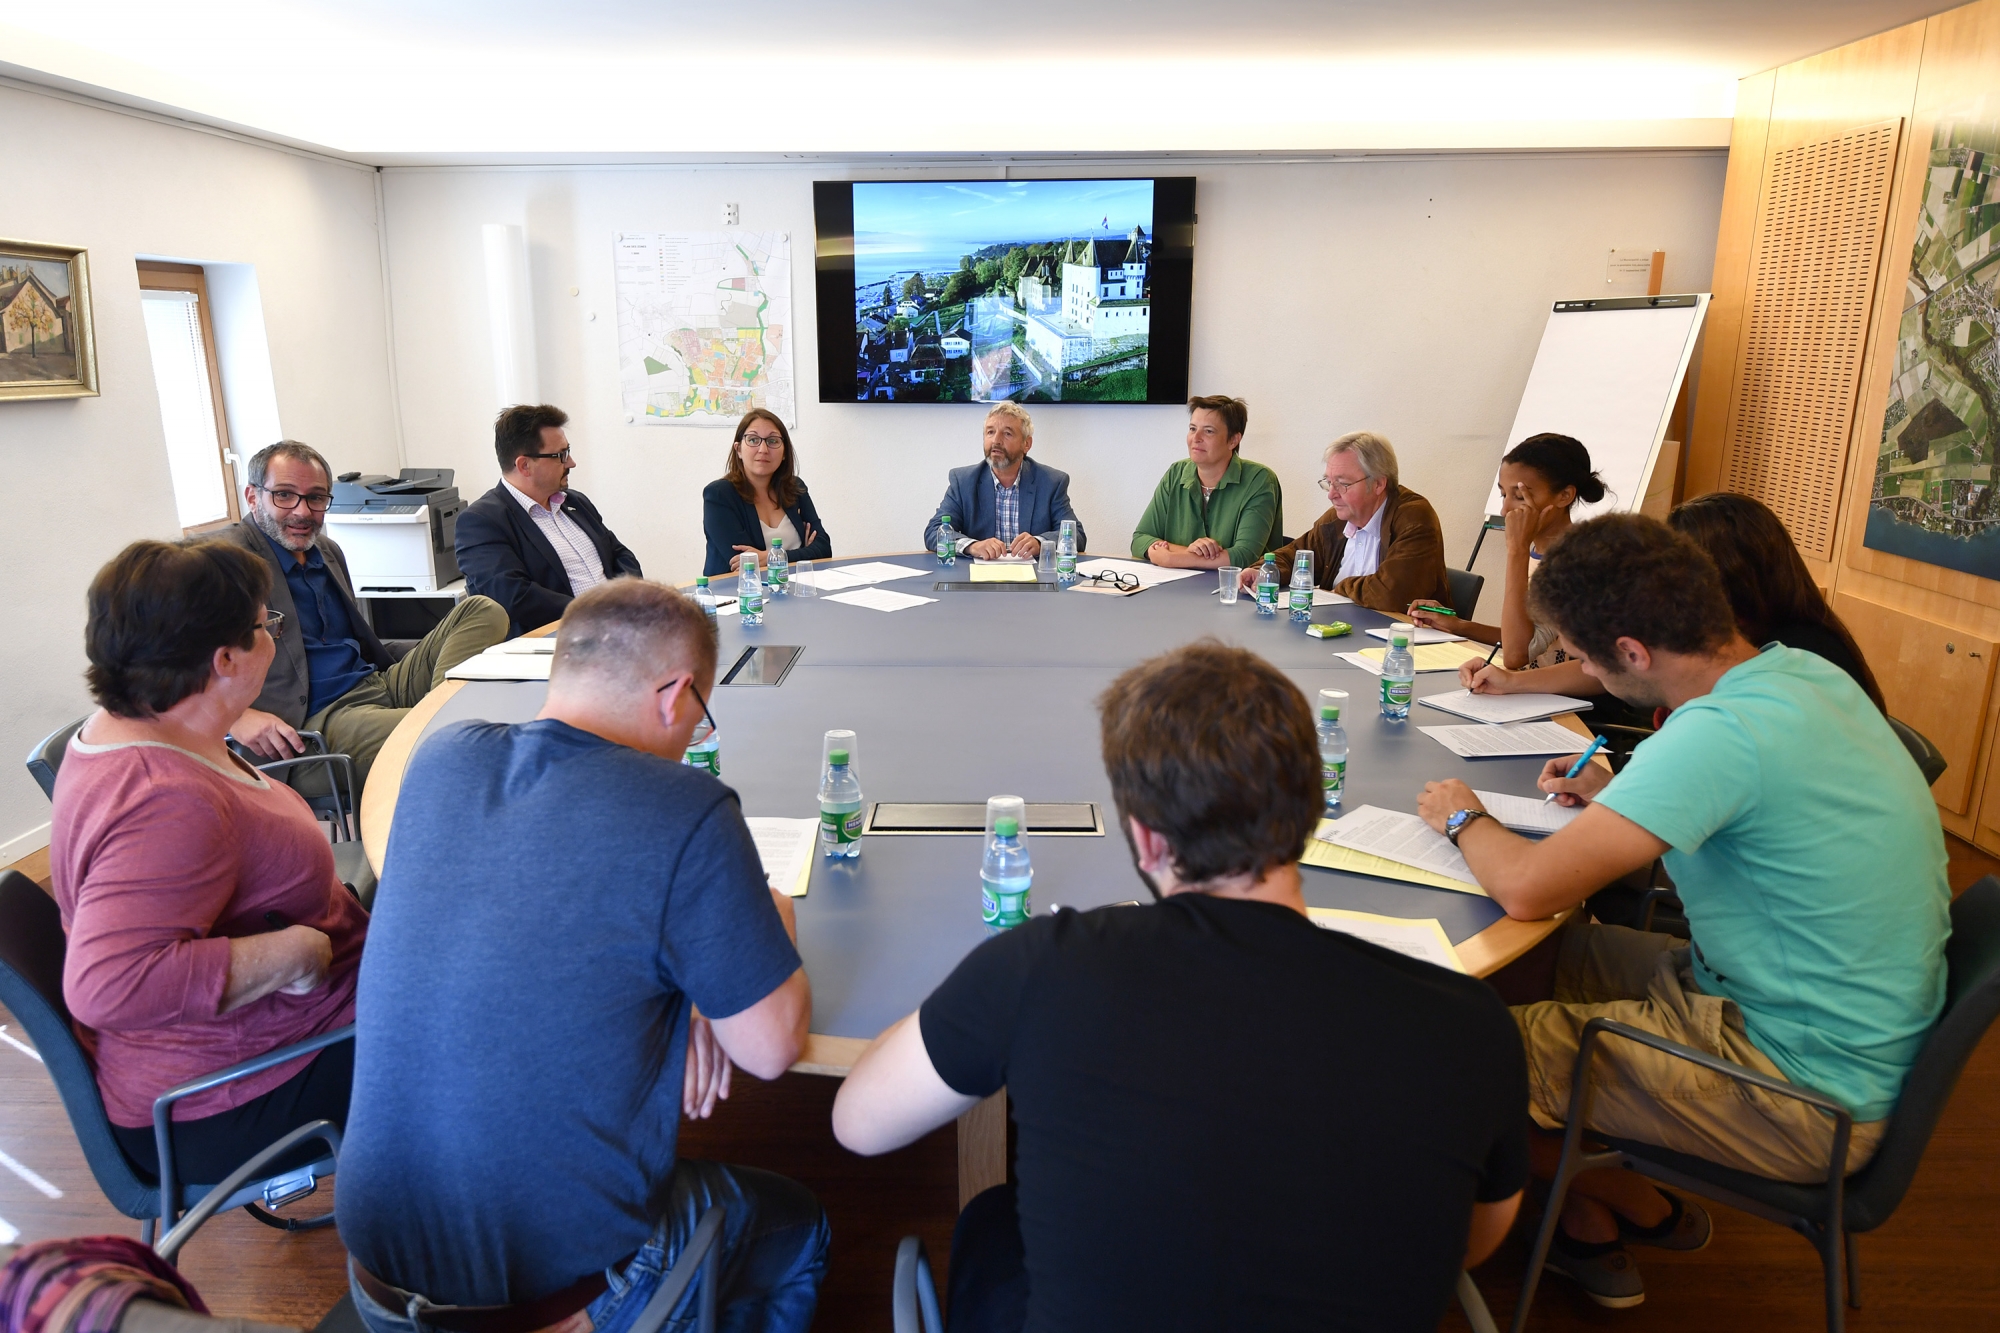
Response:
[1446,568,1485,623]
[889,1236,1503,1333]
[1511,874,2000,1333]
[0,871,346,1248]
[1887,717,1948,787]
[24,716,86,800]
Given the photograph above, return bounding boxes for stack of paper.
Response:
[745,817,818,897]
[798,561,928,588]
[446,647,553,681]
[1366,625,1465,644]
[1474,789,1581,833]
[1418,720,1589,758]
[1338,642,1490,673]
[824,586,936,613]
[1313,806,1482,890]
[968,562,1038,583]
[1301,832,1487,896]
[1419,689,1594,725]
[1074,557,1200,587]
[1308,907,1464,972]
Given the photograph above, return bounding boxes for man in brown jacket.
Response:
[1246,431,1453,614]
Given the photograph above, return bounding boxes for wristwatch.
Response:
[1444,808,1491,847]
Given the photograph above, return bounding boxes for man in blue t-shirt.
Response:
[337,579,826,1333]
[1418,514,1949,1310]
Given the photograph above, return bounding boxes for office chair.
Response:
[1511,874,2000,1333]
[1886,717,1948,787]
[0,871,346,1248]
[888,1236,1502,1333]
[1446,568,1485,623]
[23,716,86,800]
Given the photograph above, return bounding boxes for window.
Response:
[137,263,238,531]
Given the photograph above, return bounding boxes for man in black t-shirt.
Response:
[832,641,1528,1333]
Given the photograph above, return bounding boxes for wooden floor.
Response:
[3,842,1996,1331]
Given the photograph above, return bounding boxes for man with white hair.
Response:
[1244,431,1452,614]
[338,578,828,1333]
[924,401,1088,559]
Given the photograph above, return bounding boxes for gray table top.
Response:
[412,555,1559,1040]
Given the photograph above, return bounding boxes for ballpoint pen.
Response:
[1545,734,1609,803]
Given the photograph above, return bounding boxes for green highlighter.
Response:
[1306,621,1353,639]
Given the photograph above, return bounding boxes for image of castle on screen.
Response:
[850,179,1154,403]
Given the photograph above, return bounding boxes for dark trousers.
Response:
[112,1039,353,1185]
[947,1184,1028,1333]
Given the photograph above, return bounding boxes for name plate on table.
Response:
[863,802,1104,836]
[719,645,803,687]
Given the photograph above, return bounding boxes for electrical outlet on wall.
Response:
[723,202,740,226]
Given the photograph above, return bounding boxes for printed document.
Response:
[1419,720,1591,758]
[830,562,930,584]
[1303,825,1487,896]
[1075,557,1200,587]
[1351,643,1489,672]
[1308,908,1464,972]
[1473,789,1582,835]
[824,586,937,613]
[1314,805,1478,885]
[792,568,868,592]
[1419,689,1594,725]
[745,817,817,897]
[1314,589,1354,606]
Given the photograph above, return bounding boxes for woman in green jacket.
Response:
[1131,395,1284,570]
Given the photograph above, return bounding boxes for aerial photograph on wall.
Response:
[849,178,1154,403]
[1869,118,2000,579]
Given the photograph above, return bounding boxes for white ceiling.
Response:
[0,0,1957,160]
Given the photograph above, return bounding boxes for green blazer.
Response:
[1129,456,1285,568]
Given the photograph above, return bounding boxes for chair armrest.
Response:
[154,1118,342,1264]
[246,750,358,837]
[893,1236,944,1333]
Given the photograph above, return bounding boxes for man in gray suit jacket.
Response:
[923,403,1087,559]
[225,441,509,795]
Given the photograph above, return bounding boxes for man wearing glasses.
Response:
[1237,430,1452,615]
[224,441,510,792]
[456,402,643,634]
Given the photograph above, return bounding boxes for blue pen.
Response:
[1545,734,1609,804]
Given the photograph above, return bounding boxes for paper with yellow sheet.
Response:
[968,561,1038,583]
[745,817,818,897]
[1302,815,1487,896]
[1307,907,1465,972]
[1344,642,1491,673]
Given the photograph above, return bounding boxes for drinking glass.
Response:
[1218,567,1241,605]
[1037,538,1058,577]
[793,560,818,598]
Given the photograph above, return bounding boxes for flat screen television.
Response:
[814,177,1194,405]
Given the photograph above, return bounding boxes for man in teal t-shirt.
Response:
[1414,513,1948,1309]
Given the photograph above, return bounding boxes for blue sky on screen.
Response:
[854,179,1154,258]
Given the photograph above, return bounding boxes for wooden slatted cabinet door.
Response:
[1834,591,1997,813]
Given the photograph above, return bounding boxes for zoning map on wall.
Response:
[614,231,795,426]
[1868,120,2000,578]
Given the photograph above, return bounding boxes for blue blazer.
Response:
[456,483,643,635]
[702,478,833,577]
[922,457,1087,553]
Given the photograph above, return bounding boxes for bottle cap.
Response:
[1392,632,1411,647]
[1263,553,1276,562]
[696,575,708,586]
[828,749,850,765]
[995,816,1019,837]
[1320,705,1340,720]
[771,538,783,549]
[941,514,953,523]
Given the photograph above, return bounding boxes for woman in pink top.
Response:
[51,539,368,1185]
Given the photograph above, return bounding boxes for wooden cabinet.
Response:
[1834,592,1997,813]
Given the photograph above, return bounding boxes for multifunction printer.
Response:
[323,468,465,593]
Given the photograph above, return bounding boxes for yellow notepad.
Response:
[1356,642,1490,673]
[1307,908,1465,972]
[1300,821,1488,896]
[969,562,1037,583]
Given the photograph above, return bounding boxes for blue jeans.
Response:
[349,1160,829,1333]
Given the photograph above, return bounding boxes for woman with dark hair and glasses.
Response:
[702,410,834,576]
[49,538,368,1186]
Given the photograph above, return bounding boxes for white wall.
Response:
[0,81,401,860]
[381,154,1724,593]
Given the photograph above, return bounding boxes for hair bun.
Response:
[1576,471,1607,504]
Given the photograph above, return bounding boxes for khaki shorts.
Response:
[1511,923,1885,1183]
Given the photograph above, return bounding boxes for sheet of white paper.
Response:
[792,568,868,591]
[446,649,553,681]
[831,562,931,584]
[1473,789,1582,835]
[1335,651,1382,674]
[1366,625,1465,644]
[1419,689,1595,725]
[495,638,556,654]
[1316,805,1478,883]
[1310,910,1465,972]
[1075,557,1200,587]
[1313,589,1353,606]
[824,586,937,613]
[1418,720,1591,758]
[744,816,818,896]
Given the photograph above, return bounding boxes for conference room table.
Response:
[359,552,1579,1203]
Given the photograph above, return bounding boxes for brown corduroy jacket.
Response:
[1271,483,1453,614]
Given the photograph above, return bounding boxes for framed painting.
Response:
[0,238,98,401]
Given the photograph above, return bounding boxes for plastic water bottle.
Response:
[1255,553,1279,617]
[738,557,764,626]
[692,575,718,630]
[818,748,863,859]
[1381,627,1415,720]
[1289,550,1314,624]
[981,816,1033,933]
[1055,519,1078,586]
[936,514,957,567]
[1317,688,1348,810]
[683,714,720,777]
[767,539,789,595]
